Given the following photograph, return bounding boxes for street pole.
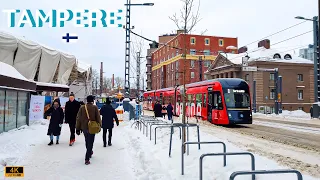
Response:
[313,16,319,102]
[136,51,141,99]
[199,56,203,81]
[253,80,256,113]
[181,1,188,154]
[274,68,279,114]
[124,0,131,98]
[278,76,282,113]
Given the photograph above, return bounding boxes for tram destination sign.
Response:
[242,66,257,72]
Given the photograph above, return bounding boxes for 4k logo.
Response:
[5,166,24,177]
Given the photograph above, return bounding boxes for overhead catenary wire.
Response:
[243,21,308,46]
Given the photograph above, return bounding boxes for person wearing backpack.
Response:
[76,95,102,165]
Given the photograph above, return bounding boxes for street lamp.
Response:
[123,1,154,98]
[295,15,319,102]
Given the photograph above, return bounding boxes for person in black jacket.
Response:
[45,99,64,145]
[100,98,119,147]
[65,93,81,146]
[167,102,174,121]
[153,100,162,118]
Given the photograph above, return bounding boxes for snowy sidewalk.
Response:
[0,120,136,180]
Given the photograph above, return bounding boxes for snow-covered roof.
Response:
[77,60,91,73]
[221,47,313,65]
[35,81,69,88]
[0,61,30,81]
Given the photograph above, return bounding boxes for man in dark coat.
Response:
[100,98,119,147]
[65,92,81,146]
[153,100,162,117]
[167,102,174,121]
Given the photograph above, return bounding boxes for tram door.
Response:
[207,88,213,123]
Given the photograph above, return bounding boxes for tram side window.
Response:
[196,94,202,105]
[188,94,193,105]
[213,92,223,110]
[203,93,207,107]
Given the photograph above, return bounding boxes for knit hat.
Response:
[70,92,75,97]
[87,95,94,103]
[105,98,111,104]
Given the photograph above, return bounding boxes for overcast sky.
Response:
[0,0,318,86]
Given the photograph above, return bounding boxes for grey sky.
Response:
[0,0,317,85]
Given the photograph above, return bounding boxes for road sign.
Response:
[242,56,249,66]
[242,66,257,71]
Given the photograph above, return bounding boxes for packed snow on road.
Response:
[0,118,318,180]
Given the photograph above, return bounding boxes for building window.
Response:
[298,107,304,111]
[270,89,275,99]
[171,42,173,49]
[205,38,210,45]
[191,72,195,78]
[204,61,211,67]
[176,50,179,56]
[298,74,303,81]
[176,61,179,70]
[190,49,196,55]
[191,60,195,68]
[203,50,210,55]
[245,74,249,81]
[168,55,170,60]
[190,37,196,44]
[219,39,224,46]
[172,53,174,58]
[171,63,174,70]
[298,90,303,100]
[269,73,275,80]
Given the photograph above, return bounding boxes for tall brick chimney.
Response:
[238,46,248,53]
[258,39,270,49]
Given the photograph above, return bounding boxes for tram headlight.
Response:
[228,113,232,117]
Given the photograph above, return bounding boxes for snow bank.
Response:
[254,110,311,121]
[124,121,317,180]
[0,119,48,173]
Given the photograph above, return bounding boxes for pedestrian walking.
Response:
[310,106,313,119]
[167,102,174,121]
[45,99,64,146]
[76,95,102,165]
[162,104,167,119]
[153,100,162,118]
[100,98,119,147]
[64,92,81,146]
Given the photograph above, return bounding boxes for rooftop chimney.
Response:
[258,39,270,49]
[238,46,248,53]
[177,29,184,35]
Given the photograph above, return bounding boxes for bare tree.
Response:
[169,0,201,34]
[114,76,124,89]
[169,0,201,153]
[103,77,112,90]
[91,69,99,95]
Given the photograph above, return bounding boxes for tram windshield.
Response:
[223,89,250,109]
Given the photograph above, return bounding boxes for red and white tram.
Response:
[143,78,252,125]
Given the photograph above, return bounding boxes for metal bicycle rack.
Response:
[149,123,171,140]
[199,152,256,180]
[181,141,226,175]
[169,123,201,157]
[154,125,182,144]
[229,169,303,180]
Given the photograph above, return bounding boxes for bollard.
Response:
[181,141,226,175]
[199,152,255,180]
[229,169,303,180]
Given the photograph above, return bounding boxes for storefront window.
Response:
[5,90,17,131]
[17,92,28,128]
[0,90,5,133]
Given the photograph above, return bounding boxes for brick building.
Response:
[147,30,238,90]
[205,42,314,113]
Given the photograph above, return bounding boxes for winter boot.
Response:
[85,160,90,165]
[108,141,112,146]
[103,142,106,147]
[56,140,59,144]
[48,140,53,146]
